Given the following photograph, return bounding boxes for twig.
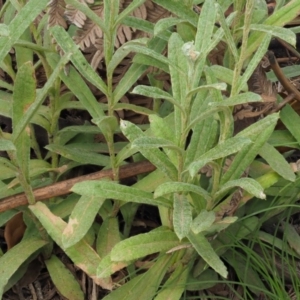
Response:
[0,161,156,213]
[267,51,300,102]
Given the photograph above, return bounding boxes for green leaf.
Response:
[107,38,148,75]
[122,44,170,68]
[188,137,252,177]
[62,196,106,248]
[223,250,266,295]
[114,103,155,115]
[195,0,217,55]
[45,255,84,300]
[250,24,296,46]
[168,33,187,144]
[173,194,193,240]
[115,0,147,26]
[131,137,183,155]
[29,202,111,289]
[246,0,300,59]
[0,0,48,64]
[152,0,198,27]
[102,254,172,300]
[154,17,183,36]
[50,26,108,95]
[259,142,295,182]
[0,237,46,296]
[187,231,228,278]
[168,33,187,104]
[154,263,189,300]
[215,178,266,200]
[222,114,279,183]
[12,61,35,136]
[120,120,178,180]
[237,34,272,93]
[209,92,262,107]
[92,116,118,142]
[267,65,300,82]
[154,182,211,202]
[185,116,218,167]
[187,83,227,98]
[0,139,16,151]
[13,53,72,141]
[132,53,169,73]
[96,217,121,257]
[191,210,215,234]
[45,144,111,167]
[71,181,172,208]
[111,228,179,261]
[216,3,238,62]
[282,221,300,256]
[64,0,108,35]
[97,253,130,278]
[210,65,247,91]
[0,210,18,227]
[132,85,184,112]
[46,53,104,120]
[113,36,167,103]
[280,104,300,146]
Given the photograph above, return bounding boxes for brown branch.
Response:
[267,51,300,102]
[0,161,156,213]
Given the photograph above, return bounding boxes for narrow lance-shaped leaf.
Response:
[110,228,179,261]
[154,17,183,36]
[152,0,198,27]
[45,255,84,300]
[113,36,167,103]
[71,181,172,208]
[215,178,266,200]
[29,202,111,289]
[259,142,295,182]
[132,85,184,112]
[154,182,211,202]
[102,254,172,300]
[191,210,216,234]
[188,137,252,177]
[0,237,46,296]
[131,137,184,155]
[115,0,147,25]
[250,24,296,47]
[107,38,148,75]
[280,104,300,145]
[209,92,262,107]
[216,3,238,62]
[186,83,227,98]
[221,114,279,184]
[0,0,48,63]
[173,194,193,240]
[120,120,178,180]
[50,26,108,96]
[188,231,228,278]
[46,53,103,120]
[62,196,106,249]
[195,0,217,55]
[237,34,271,93]
[13,53,72,141]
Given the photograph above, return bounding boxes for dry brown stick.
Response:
[0,161,156,213]
[268,51,300,102]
